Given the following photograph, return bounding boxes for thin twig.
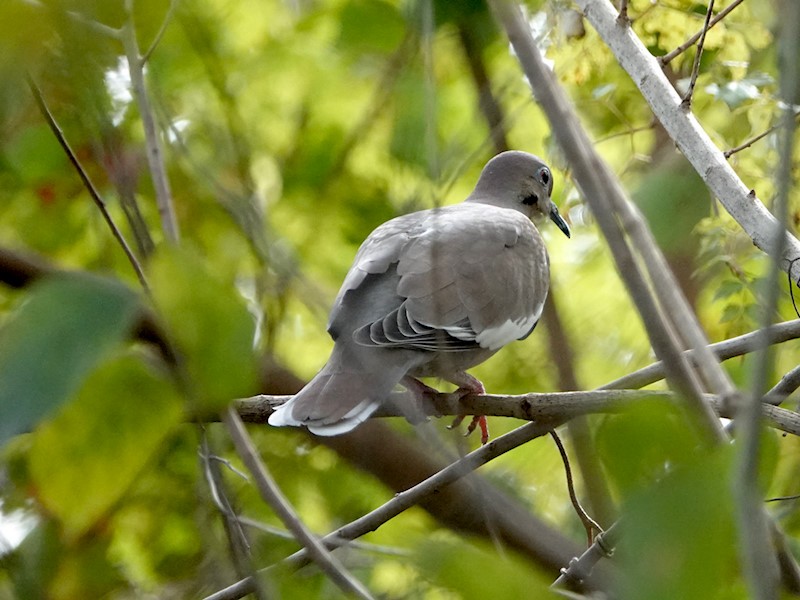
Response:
[19,0,121,38]
[725,112,800,159]
[765,493,800,503]
[122,1,180,242]
[659,0,745,66]
[605,319,800,391]
[725,124,780,158]
[681,0,715,109]
[617,0,629,25]
[200,437,252,554]
[26,76,150,292]
[199,434,267,600]
[222,407,375,600]
[205,418,563,600]
[549,431,603,545]
[141,0,179,65]
[552,521,620,590]
[237,516,412,556]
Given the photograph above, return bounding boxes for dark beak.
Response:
[549,205,571,238]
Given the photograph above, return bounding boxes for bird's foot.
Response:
[448,414,489,445]
[445,374,489,444]
[400,376,441,424]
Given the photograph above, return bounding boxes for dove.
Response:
[269,151,570,443]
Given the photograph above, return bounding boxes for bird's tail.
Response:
[268,345,410,436]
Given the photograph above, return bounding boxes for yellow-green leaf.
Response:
[147,247,258,410]
[28,355,183,540]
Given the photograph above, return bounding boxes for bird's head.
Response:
[468,150,571,238]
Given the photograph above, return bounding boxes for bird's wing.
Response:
[346,204,550,352]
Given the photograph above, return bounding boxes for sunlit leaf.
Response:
[28,355,183,540]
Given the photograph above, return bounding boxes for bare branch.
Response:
[207,417,566,600]
[121,4,180,243]
[26,77,150,293]
[659,0,745,67]
[237,516,412,557]
[605,319,800,391]
[490,0,727,444]
[222,407,375,600]
[552,520,620,590]
[576,0,800,285]
[237,390,800,437]
[141,0,179,65]
[766,364,800,400]
[680,0,715,109]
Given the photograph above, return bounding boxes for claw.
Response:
[448,414,489,445]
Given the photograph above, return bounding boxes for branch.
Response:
[26,77,150,293]
[223,408,375,600]
[205,417,572,600]
[659,0,745,67]
[680,0,715,109]
[140,0,179,65]
[121,2,180,243]
[576,0,800,285]
[490,0,727,445]
[236,390,800,437]
[552,520,621,590]
[604,319,800,390]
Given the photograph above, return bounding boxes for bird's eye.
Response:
[538,167,550,186]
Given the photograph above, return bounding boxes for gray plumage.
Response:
[269,151,570,436]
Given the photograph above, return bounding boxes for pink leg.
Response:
[446,372,490,445]
[402,373,490,444]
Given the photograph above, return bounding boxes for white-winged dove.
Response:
[269,151,570,442]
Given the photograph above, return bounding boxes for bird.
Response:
[269,150,570,443]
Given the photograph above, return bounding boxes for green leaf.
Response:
[416,537,556,599]
[28,355,183,540]
[596,400,700,498]
[713,279,744,301]
[0,275,140,447]
[148,247,257,410]
[617,447,740,600]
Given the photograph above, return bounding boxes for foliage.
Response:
[0,0,798,599]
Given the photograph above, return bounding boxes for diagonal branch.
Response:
[490,0,727,444]
[26,77,150,292]
[659,0,745,67]
[576,0,800,284]
[205,417,577,600]
[680,0,715,109]
[223,407,375,600]
[122,1,180,243]
[140,0,179,65]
